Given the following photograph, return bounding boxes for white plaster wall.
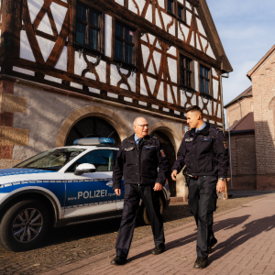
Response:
[36,36,55,62]
[147,76,157,94]
[167,58,177,83]
[145,4,152,23]
[194,60,199,91]
[115,0,124,6]
[189,32,195,47]
[207,45,216,59]
[45,75,62,84]
[27,0,44,24]
[142,45,150,66]
[155,10,162,29]
[158,0,165,9]
[191,94,196,106]
[167,46,177,57]
[37,14,53,35]
[140,75,149,96]
[200,36,208,52]
[207,100,212,115]
[153,51,162,73]
[50,2,68,34]
[196,18,206,37]
[12,83,184,161]
[55,46,67,71]
[186,10,192,26]
[186,1,192,10]
[105,15,112,58]
[20,30,36,62]
[212,68,219,78]
[178,23,189,42]
[161,12,173,33]
[157,82,164,101]
[213,79,219,99]
[129,0,146,15]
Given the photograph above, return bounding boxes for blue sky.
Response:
[206,0,275,105]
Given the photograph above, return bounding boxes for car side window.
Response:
[67,150,115,172]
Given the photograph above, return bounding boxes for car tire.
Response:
[142,196,164,225]
[0,200,50,252]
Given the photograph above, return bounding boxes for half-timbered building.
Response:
[0,0,232,199]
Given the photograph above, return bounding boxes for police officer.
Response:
[171,106,229,269]
[111,117,169,265]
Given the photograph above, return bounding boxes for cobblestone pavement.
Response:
[41,193,275,275]
[0,193,269,275]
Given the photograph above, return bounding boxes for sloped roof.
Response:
[247,45,275,79]
[229,112,254,132]
[224,86,252,109]
[198,0,233,73]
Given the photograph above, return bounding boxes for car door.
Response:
[63,149,117,218]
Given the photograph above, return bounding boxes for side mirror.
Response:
[74,163,96,175]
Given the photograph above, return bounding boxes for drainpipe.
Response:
[220,72,229,133]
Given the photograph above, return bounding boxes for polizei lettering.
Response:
[78,190,108,199]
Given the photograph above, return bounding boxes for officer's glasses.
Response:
[138,124,149,128]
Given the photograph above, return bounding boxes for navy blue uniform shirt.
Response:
[172,123,229,178]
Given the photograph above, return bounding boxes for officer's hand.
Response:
[115,189,121,196]
[216,179,226,193]
[171,170,178,181]
[153,183,162,191]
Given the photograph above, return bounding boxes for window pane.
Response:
[180,70,185,86]
[168,0,173,12]
[200,78,204,93]
[200,66,204,76]
[125,44,132,64]
[115,39,123,60]
[89,28,98,50]
[90,10,99,27]
[178,7,182,19]
[116,23,123,38]
[205,68,209,78]
[186,59,191,70]
[76,3,86,20]
[77,150,114,172]
[76,22,86,45]
[125,28,133,42]
[187,72,191,87]
[205,80,209,94]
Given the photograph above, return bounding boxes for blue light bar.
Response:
[73,137,115,146]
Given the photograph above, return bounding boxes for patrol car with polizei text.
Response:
[0,138,170,252]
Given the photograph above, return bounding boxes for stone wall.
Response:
[1,81,189,198]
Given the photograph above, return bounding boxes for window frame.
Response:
[113,19,137,67]
[199,64,212,95]
[177,2,186,23]
[179,53,194,90]
[166,0,176,16]
[74,0,104,54]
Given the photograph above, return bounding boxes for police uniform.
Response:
[113,134,169,259]
[172,122,229,259]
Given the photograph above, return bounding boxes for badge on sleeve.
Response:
[223,141,228,149]
[160,149,166,157]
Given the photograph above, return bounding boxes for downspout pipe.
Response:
[220,72,229,133]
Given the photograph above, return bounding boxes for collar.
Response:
[191,122,210,136]
[195,122,206,133]
[128,134,151,144]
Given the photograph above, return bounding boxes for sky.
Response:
[206,0,275,106]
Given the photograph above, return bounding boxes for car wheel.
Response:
[0,200,50,252]
[142,196,164,225]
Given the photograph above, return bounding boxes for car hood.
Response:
[0,168,57,184]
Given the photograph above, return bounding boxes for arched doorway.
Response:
[152,131,176,197]
[65,117,121,146]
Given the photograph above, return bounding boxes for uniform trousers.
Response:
[188,176,218,258]
[116,183,165,258]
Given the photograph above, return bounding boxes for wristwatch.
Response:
[219,177,227,182]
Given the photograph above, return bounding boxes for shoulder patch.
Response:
[160,149,166,157]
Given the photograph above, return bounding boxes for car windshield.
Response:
[14,148,86,171]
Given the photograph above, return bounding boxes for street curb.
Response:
[41,194,270,275]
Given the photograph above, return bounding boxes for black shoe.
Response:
[110,256,127,265]
[208,238,218,254]
[151,244,165,255]
[194,257,208,269]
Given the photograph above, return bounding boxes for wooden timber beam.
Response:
[84,0,222,70]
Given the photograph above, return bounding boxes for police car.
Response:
[0,138,170,252]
